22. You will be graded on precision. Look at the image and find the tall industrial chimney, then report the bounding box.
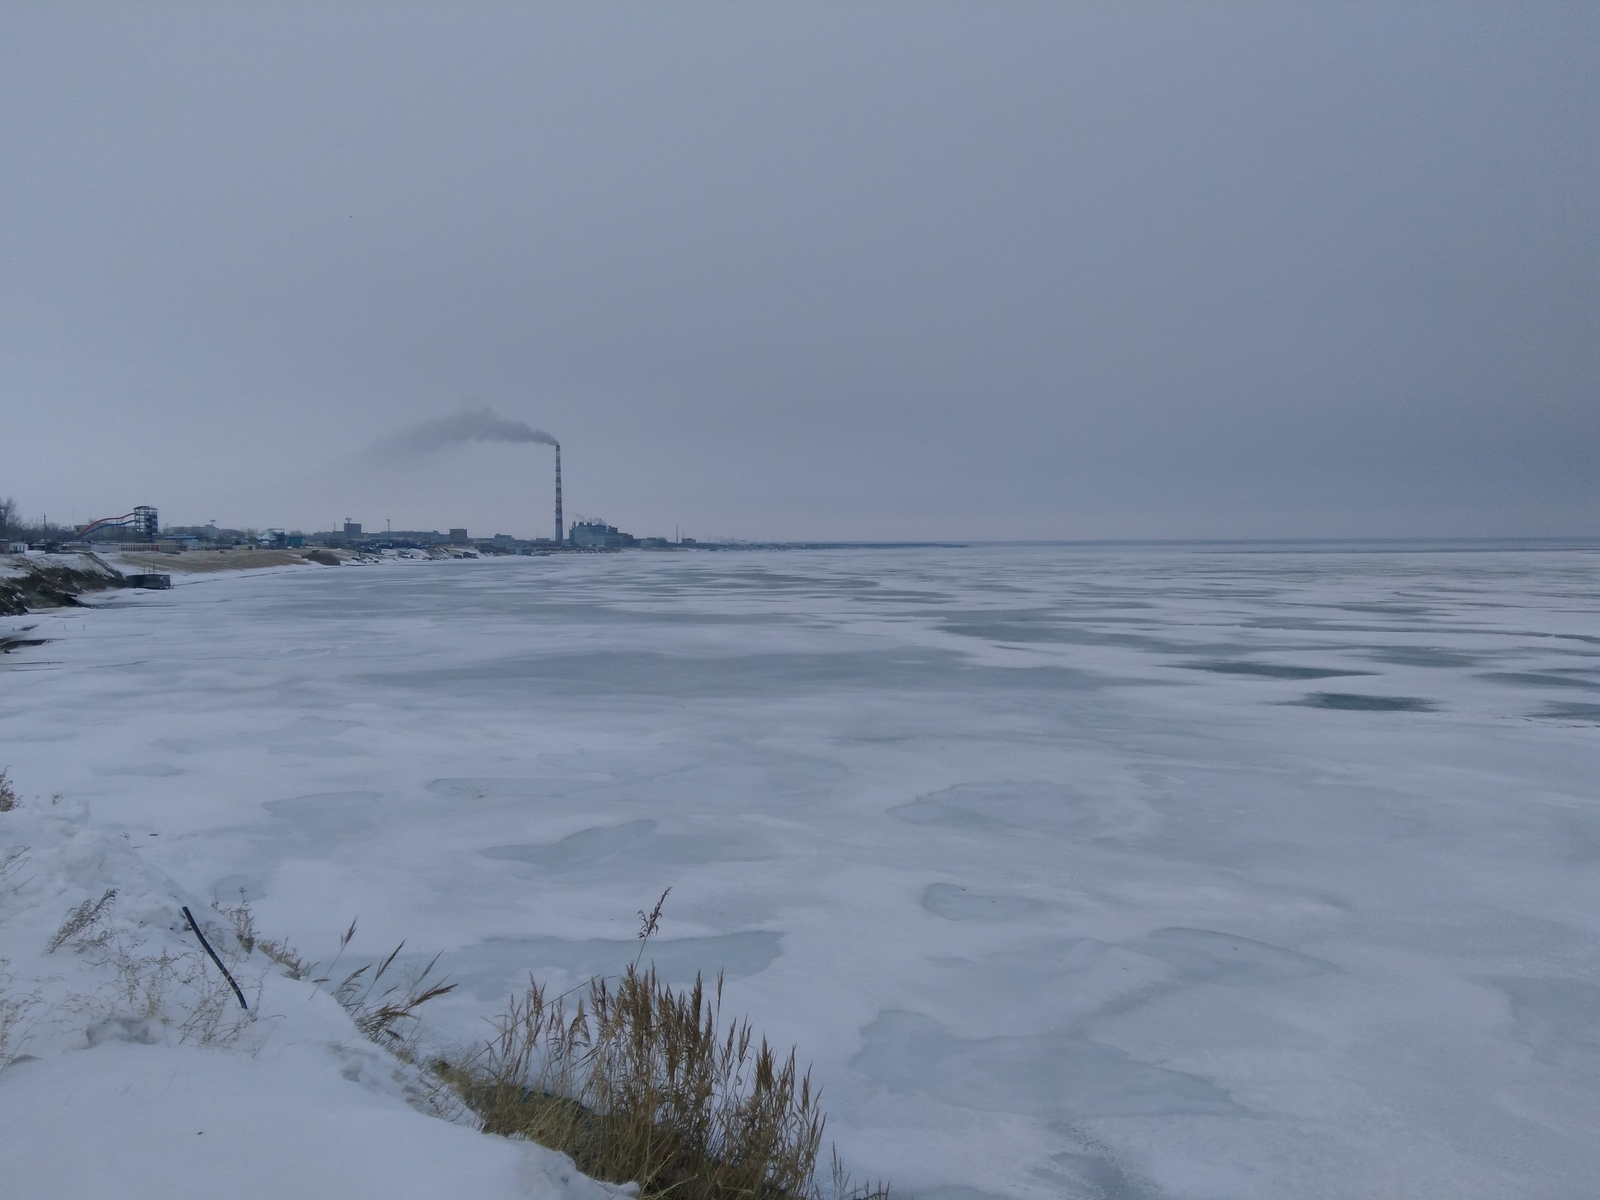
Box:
[554,442,563,546]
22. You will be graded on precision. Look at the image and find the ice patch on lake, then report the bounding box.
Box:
[921,883,1046,922]
[890,780,1153,842]
[1293,691,1437,712]
[1534,701,1600,722]
[1179,660,1373,680]
[1135,927,1336,986]
[853,1009,1243,1118]
[483,818,758,872]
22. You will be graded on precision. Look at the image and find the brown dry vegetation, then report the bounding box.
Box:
[117,548,317,573]
[218,893,890,1200]
[446,964,883,1200]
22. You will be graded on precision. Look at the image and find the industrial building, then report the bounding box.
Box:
[567,519,636,549]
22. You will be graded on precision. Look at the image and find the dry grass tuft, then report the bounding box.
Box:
[420,891,893,1199]
[333,941,457,1053]
[214,901,454,1055]
[452,961,882,1200]
[0,845,29,903]
[37,890,258,1046]
[0,970,40,1067]
[104,940,256,1044]
[0,770,17,812]
[0,846,40,1067]
[216,895,316,980]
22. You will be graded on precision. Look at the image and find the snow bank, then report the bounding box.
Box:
[0,799,631,1200]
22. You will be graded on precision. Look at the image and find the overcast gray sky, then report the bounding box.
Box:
[1,2,1594,541]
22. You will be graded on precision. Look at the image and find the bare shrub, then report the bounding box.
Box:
[46,888,117,953]
[0,770,17,812]
[174,944,258,1045]
[110,944,181,1020]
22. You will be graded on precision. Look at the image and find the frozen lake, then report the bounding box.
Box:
[3,543,1598,1198]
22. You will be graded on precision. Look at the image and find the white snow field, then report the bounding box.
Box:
[0,781,635,1200]
[2,543,1597,1199]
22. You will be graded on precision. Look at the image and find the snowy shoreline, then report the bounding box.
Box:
[0,556,643,1200]
[0,791,636,1200]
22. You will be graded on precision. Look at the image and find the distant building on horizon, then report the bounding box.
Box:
[568,519,636,550]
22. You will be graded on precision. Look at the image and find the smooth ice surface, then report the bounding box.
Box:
[2,543,1598,1198]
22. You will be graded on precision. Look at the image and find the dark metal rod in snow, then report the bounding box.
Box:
[182,905,249,1011]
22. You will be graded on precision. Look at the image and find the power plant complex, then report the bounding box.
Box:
[4,422,704,557]
[14,436,696,557]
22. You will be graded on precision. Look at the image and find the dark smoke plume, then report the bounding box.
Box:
[381,405,558,454]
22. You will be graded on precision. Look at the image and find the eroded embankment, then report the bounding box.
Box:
[0,557,129,616]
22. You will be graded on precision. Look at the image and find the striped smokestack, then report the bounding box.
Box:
[554,442,563,545]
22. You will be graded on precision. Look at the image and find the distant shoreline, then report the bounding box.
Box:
[111,547,333,575]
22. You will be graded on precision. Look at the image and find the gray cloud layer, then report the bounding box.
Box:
[0,3,1594,539]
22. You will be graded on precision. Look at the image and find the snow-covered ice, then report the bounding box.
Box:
[2,543,1597,1198]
